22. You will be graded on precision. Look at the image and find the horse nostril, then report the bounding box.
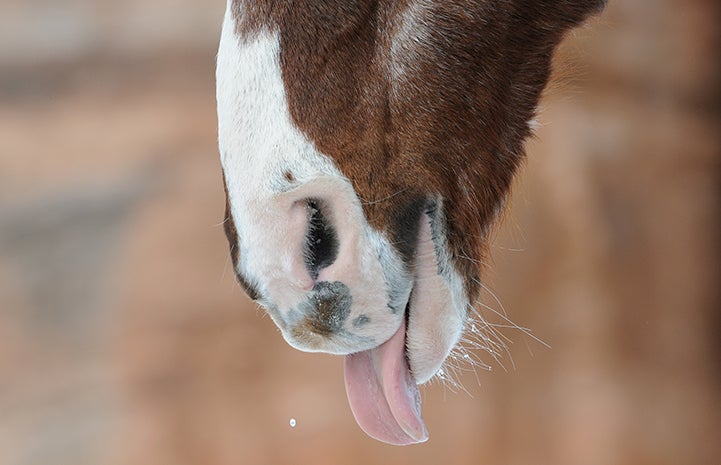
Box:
[304,199,339,281]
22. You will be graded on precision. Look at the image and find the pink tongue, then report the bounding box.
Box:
[344,322,428,445]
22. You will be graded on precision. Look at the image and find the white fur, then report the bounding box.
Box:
[389,0,434,85]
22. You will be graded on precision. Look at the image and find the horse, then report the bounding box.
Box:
[216,0,605,445]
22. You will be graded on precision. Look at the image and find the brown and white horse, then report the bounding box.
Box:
[217,0,604,445]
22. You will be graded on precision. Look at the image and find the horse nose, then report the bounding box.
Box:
[223,174,406,353]
[274,179,373,338]
[227,175,381,332]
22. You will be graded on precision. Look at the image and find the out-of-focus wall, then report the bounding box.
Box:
[0,2,718,465]
[0,1,219,66]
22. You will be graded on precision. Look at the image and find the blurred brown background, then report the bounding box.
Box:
[1,1,719,464]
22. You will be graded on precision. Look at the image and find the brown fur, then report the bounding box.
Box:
[226,0,604,302]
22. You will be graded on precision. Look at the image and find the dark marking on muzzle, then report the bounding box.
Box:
[424,199,451,277]
[352,314,371,328]
[390,195,428,267]
[301,281,352,336]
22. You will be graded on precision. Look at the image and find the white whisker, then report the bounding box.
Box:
[474,298,550,349]
[474,277,509,318]
[214,216,230,228]
[359,188,408,206]
[221,243,235,282]
[437,276,550,386]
